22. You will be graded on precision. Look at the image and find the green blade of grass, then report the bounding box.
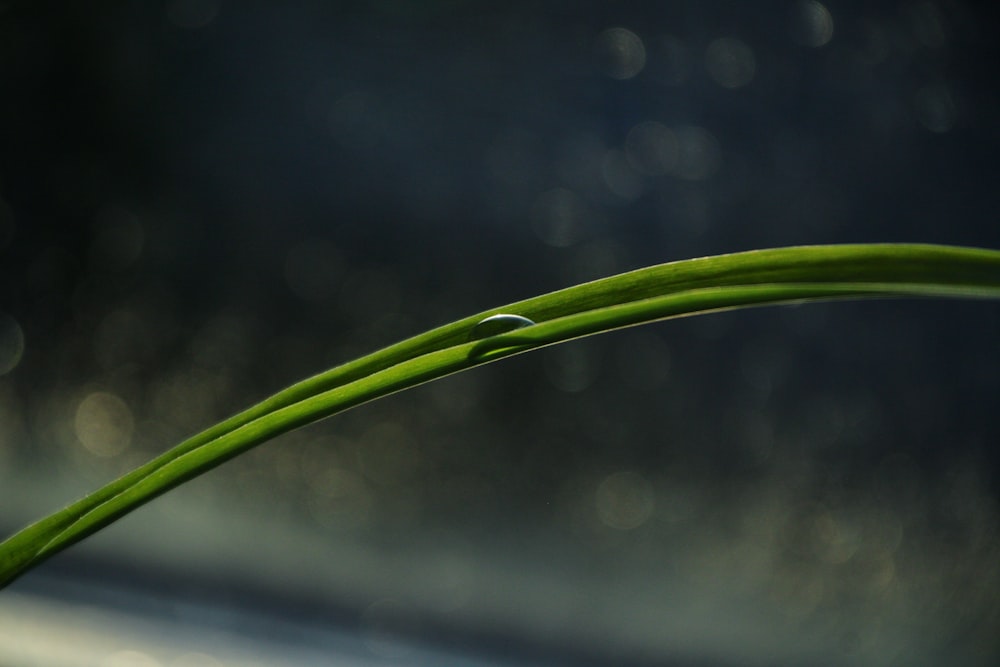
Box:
[2,243,1000,588]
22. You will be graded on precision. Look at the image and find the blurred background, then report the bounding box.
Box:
[1,1,999,665]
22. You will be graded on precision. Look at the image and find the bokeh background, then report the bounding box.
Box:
[1,1,999,665]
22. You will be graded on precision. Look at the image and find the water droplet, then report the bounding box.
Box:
[469,314,535,340]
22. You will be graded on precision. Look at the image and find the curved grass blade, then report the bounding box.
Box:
[2,243,1000,588]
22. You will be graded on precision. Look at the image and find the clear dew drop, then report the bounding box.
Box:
[469,314,536,340]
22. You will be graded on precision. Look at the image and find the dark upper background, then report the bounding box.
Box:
[1,1,998,666]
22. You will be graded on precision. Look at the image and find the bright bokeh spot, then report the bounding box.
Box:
[790,0,835,48]
[595,27,646,80]
[74,391,134,458]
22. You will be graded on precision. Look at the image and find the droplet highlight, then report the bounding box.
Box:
[470,314,535,340]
